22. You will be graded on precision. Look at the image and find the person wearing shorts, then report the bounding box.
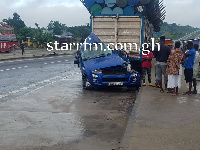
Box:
[183,41,196,95]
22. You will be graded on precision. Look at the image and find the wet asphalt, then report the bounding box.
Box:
[0,55,74,102]
[0,54,137,150]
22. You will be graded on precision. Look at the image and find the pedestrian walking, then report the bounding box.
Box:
[192,44,200,94]
[152,45,160,88]
[142,47,153,86]
[183,41,196,95]
[20,43,25,55]
[13,44,16,55]
[152,65,160,87]
[154,36,171,93]
[166,41,183,96]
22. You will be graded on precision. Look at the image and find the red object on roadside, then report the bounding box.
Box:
[165,39,173,46]
[0,34,17,52]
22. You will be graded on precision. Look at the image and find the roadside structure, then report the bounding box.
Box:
[0,22,14,34]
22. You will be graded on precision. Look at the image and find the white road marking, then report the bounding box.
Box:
[0,70,4,72]
[27,59,34,61]
[2,74,73,99]
[51,62,54,64]
[65,60,69,62]
[7,61,14,63]
[18,67,22,69]
[38,58,44,60]
[44,63,48,65]
[9,90,21,94]
[12,68,16,70]
[20,87,29,90]
[6,69,10,71]
[0,95,7,99]
[16,60,23,62]
[24,66,28,68]
[57,61,61,63]
[43,80,50,82]
[29,84,36,87]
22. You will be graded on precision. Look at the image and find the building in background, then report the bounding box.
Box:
[0,22,14,34]
[55,31,73,48]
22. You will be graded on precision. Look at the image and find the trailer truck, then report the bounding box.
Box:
[75,0,165,89]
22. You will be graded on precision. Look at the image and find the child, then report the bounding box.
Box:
[142,47,153,86]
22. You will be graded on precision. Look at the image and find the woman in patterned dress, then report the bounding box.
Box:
[166,41,183,96]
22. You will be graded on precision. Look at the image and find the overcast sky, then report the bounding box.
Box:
[0,0,199,28]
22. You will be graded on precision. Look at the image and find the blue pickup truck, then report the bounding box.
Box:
[74,33,141,89]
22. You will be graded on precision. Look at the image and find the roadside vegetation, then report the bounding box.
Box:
[154,22,200,40]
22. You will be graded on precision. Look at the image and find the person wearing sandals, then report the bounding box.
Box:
[166,41,183,96]
[154,36,171,93]
[192,44,200,94]
[183,41,196,95]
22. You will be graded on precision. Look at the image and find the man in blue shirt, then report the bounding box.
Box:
[183,41,196,95]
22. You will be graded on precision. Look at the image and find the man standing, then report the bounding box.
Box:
[183,41,196,95]
[20,43,25,55]
[192,44,199,94]
[154,36,171,92]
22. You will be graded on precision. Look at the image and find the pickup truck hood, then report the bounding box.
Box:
[83,54,125,71]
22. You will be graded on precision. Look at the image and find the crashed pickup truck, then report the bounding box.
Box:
[74,33,141,89]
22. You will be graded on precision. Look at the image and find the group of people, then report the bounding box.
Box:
[142,36,200,96]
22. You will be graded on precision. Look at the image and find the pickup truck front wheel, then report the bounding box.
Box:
[82,74,91,89]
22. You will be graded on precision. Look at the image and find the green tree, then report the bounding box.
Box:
[3,12,26,33]
[17,27,35,41]
[47,20,66,35]
[155,22,199,40]
[68,24,90,42]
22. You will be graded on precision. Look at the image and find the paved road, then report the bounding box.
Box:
[0,55,74,102]
[0,55,136,150]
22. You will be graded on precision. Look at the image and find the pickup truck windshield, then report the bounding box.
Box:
[81,43,112,60]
